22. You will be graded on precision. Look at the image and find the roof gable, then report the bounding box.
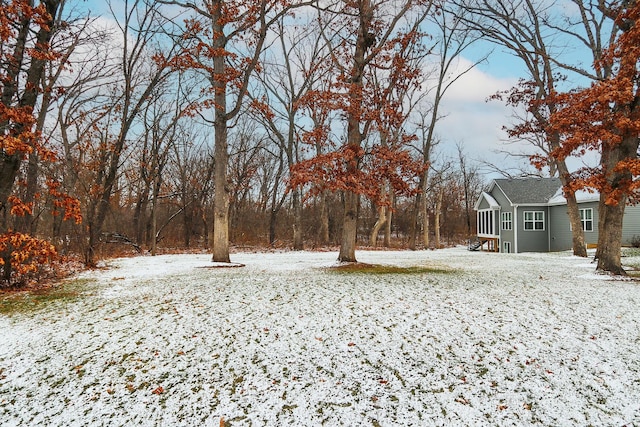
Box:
[492,178,561,205]
[474,191,500,210]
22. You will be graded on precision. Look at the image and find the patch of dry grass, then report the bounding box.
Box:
[324,263,454,275]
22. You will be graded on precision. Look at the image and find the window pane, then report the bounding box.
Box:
[579,208,593,231]
[523,211,544,231]
[489,213,493,234]
[501,212,512,230]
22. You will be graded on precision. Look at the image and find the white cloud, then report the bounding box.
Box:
[443,57,519,103]
[430,56,524,169]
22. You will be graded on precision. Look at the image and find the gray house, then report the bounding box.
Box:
[473,178,640,253]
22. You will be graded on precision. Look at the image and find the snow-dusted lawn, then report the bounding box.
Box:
[1,247,639,426]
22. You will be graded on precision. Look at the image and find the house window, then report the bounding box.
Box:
[524,211,545,231]
[477,209,495,235]
[580,208,593,231]
[503,241,511,253]
[501,212,512,230]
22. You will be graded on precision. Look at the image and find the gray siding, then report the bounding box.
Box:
[491,187,511,207]
[491,186,511,208]
[489,187,513,252]
[500,210,515,252]
[581,202,599,247]
[516,206,550,252]
[549,202,599,251]
[477,197,491,210]
[622,205,640,245]
[549,205,571,251]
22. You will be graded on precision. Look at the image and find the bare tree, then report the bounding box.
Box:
[73,0,177,265]
[163,0,313,263]
[456,143,482,238]
[135,76,192,255]
[165,129,214,248]
[251,14,331,249]
[52,22,116,253]
[404,5,484,250]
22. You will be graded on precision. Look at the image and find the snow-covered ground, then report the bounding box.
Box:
[1,247,639,426]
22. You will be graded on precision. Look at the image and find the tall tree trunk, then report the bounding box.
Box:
[369,205,386,247]
[0,0,60,221]
[18,143,39,236]
[423,205,430,248]
[420,178,429,249]
[409,167,429,250]
[87,147,122,266]
[268,157,285,247]
[553,140,587,257]
[211,0,231,263]
[85,216,97,266]
[0,0,61,281]
[319,192,329,245]
[269,207,277,246]
[151,173,160,256]
[150,197,157,256]
[565,191,587,257]
[0,157,21,231]
[212,116,230,262]
[384,193,393,247]
[339,191,359,262]
[595,134,639,274]
[338,0,371,262]
[596,195,626,275]
[133,189,149,246]
[292,188,303,250]
[434,188,443,248]
[407,194,419,250]
[18,47,60,235]
[0,8,31,235]
[202,210,210,250]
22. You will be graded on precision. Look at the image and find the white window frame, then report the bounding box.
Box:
[523,211,545,231]
[477,209,496,236]
[501,212,512,230]
[503,241,511,253]
[580,208,594,232]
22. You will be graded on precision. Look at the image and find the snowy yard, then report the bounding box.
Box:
[0,247,639,426]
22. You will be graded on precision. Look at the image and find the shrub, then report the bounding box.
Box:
[0,232,58,287]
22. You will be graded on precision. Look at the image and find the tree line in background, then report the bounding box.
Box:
[0,0,638,285]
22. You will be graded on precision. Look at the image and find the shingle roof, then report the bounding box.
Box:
[548,187,600,205]
[493,178,562,205]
